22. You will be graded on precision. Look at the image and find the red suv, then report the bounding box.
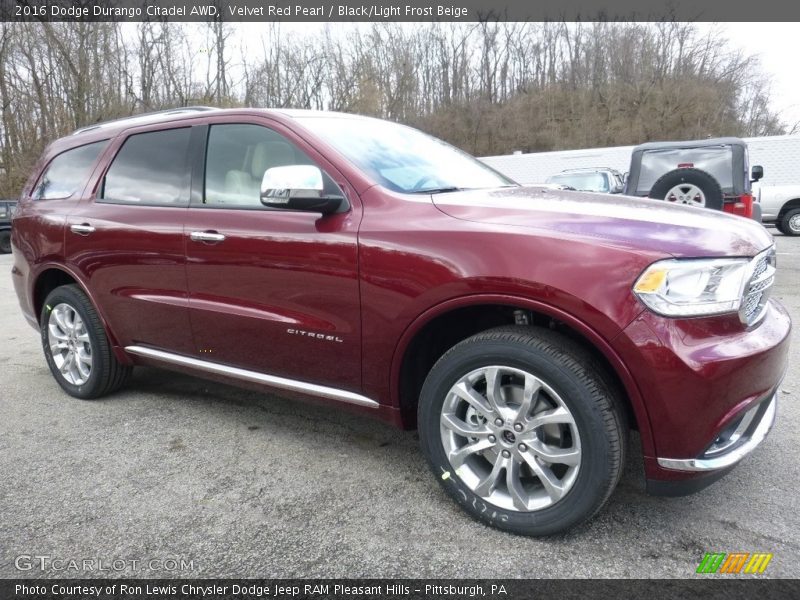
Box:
[11,108,791,535]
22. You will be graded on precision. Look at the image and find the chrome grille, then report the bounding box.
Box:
[740,247,776,325]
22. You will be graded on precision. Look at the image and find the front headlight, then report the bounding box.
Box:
[633,257,751,317]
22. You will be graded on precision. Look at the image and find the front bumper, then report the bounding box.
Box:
[613,298,791,492]
[656,390,777,472]
[646,390,778,496]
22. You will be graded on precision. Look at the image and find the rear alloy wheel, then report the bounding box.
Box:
[48,303,93,386]
[649,168,724,211]
[779,207,800,236]
[418,326,626,536]
[41,284,131,399]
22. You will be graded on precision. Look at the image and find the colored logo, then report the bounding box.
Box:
[696,552,773,574]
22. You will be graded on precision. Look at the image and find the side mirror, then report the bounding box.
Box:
[621,172,631,194]
[751,165,764,182]
[260,165,343,215]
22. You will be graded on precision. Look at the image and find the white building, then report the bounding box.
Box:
[480,135,800,188]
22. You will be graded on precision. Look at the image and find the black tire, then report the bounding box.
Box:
[0,230,11,254]
[774,221,786,235]
[418,325,627,536]
[779,207,800,236]
[40,284,132,399]
[648,168,724,211]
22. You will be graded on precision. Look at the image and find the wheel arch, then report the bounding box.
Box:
[390,294,655,457]
[777,198,800,220]
[31,264,130,364]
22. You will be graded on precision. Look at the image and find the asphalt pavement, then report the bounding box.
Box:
[0,230,798,579]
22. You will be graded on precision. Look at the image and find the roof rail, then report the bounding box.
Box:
[72,106,218,135]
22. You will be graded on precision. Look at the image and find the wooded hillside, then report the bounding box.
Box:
[0,21,785,196]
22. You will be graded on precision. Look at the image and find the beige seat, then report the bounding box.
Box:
[252,141,296,176]
[215,141,298,207]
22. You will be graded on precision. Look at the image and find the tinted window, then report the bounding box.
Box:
[33,141,108,200]
[637,146,734,194]
[546,172,609,192]
[204,124,318,207]
[102,128,191,205]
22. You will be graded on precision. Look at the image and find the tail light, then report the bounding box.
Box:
[723,194,754,219]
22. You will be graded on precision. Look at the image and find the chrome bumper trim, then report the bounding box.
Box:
[125,345,380,409]
[657,393,777,472]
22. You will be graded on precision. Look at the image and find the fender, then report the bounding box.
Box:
[389,292,655,457]
[28,261,133,365]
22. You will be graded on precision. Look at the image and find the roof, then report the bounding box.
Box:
[631,137,746,152]
[71,106,220,136]
[42,106,377,169]
[70,106,367,138]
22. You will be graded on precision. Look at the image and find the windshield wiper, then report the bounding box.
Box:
[410,186,465,194]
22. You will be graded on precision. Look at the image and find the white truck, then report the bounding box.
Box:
[481,134,800,235]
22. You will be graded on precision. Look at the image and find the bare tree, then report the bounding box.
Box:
[0,21,787,196]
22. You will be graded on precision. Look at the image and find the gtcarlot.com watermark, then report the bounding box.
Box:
[15,554,195,573]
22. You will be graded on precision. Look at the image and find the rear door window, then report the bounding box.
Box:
[32,141,108,200]
[101,128,191,206]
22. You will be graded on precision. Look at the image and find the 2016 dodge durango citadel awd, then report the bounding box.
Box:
[10,107,791,535]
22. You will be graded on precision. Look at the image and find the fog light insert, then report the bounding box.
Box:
[704,400,765,457]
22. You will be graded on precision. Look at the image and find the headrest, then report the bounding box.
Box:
[251,141,296,178]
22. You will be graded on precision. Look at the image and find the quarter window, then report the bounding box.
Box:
[32,141,108,200]
[101,128,191,205]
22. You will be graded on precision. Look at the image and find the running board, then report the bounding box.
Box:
[124,345,379,409]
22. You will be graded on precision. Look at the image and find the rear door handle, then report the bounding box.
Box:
[70,223,95,235]
[189,231,226,243]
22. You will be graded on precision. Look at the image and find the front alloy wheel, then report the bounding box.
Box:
[441,366,581,512]
[780,207,800,236]
[419,326,627,536]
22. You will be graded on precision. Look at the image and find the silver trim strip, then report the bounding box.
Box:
[125,345,379,409]
[657,393,777,472]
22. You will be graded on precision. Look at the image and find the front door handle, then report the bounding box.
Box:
[189,231,226,243]
[70,223,95,235]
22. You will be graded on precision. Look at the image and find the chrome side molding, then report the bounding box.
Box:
[124,345,379,409]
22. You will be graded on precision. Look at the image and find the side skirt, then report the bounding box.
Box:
[124,345,379,409]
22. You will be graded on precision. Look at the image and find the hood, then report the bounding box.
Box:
[433,186,773,258]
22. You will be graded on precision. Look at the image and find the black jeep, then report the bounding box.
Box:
[624,137,763,220]
[0,200,16,253]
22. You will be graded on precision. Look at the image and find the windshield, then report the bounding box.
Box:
[296,116,516,193]
[546,172,610,192]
